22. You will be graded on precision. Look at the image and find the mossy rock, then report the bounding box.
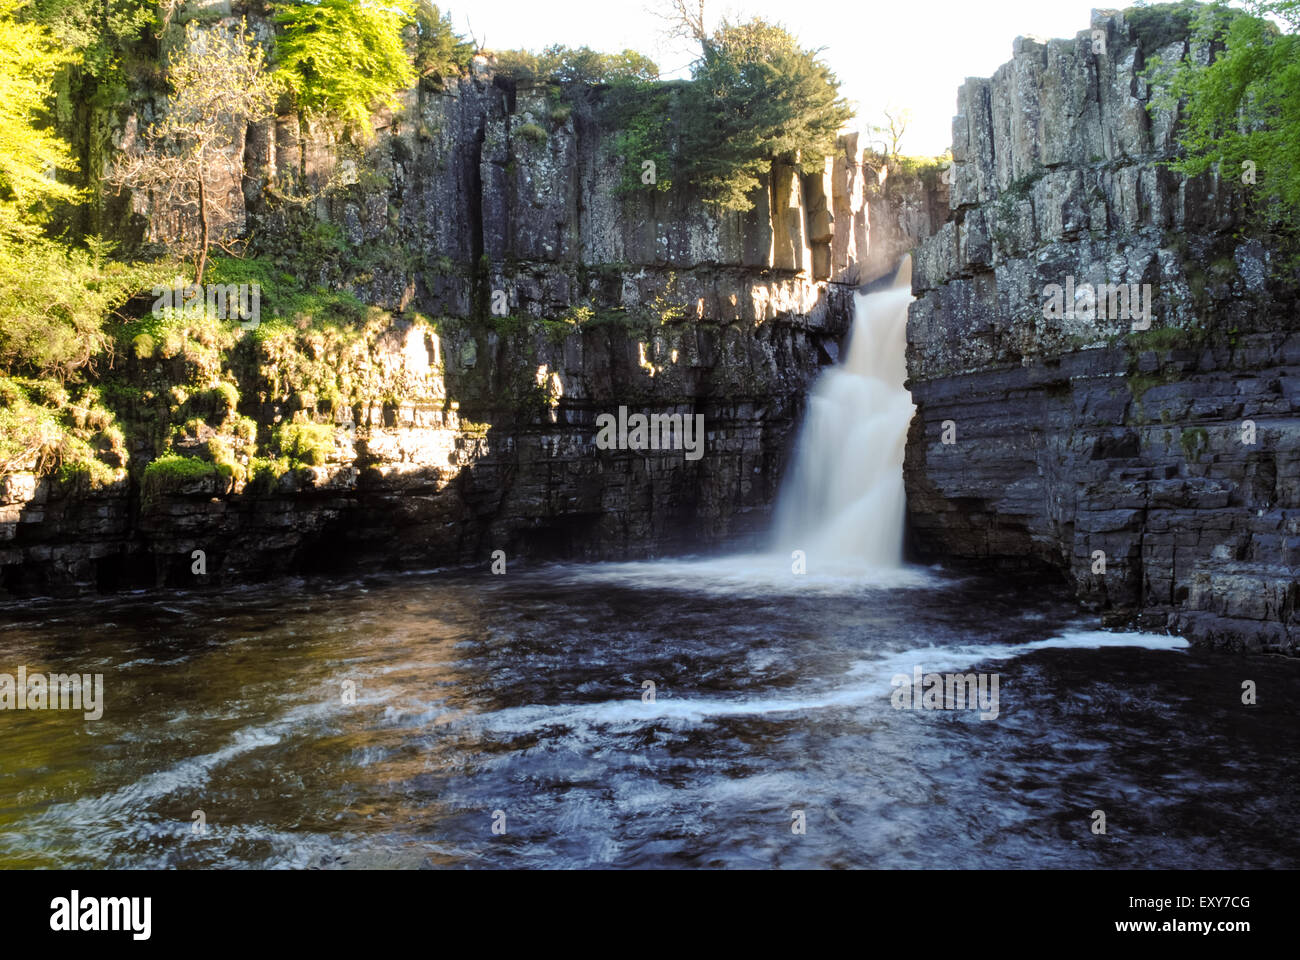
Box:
[141,453,218,501]
[273,421,335,467]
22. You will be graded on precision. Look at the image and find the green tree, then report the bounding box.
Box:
[1146,0,1300,223]
[413,1,474,82]
[26,0,158,104]
[677,17,854,209]
[537,45,659,84]
[0,0,81,240]
[0,0,164,390]
[273,0,416,138]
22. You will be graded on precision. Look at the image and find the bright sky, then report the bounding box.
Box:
[456,0,1108,155]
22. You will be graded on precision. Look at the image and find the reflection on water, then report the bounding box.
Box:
[1,559,1298,869]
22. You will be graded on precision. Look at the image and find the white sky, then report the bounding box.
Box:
[457,0,1107,155]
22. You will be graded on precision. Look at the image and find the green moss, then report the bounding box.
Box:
[1127,371,1168,403]
[132,333,156,359]
[0,376,125,488]
[141,454,217,500]
[273,421,335,467]
[538,304,595,343]
[515,122,548,145]
[490,314,530,337]
[1180,426,1209,462]
[174,417,208,441]
[1125,323,1203,353]
[230,416,258,444]
[1123,2,1201,55]
[205,437,244,483]
[191,381,239,419]
[582,306,636,329]
[246,456,291,495]
[55,457,117,490]
[207,256,368,331]
[318,384,343,413]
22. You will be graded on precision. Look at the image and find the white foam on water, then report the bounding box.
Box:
[462,628,1188,735]
[14,698,342,833]
[536,553,939,597]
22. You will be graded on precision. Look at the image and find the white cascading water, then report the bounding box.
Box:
[772,256,917,568]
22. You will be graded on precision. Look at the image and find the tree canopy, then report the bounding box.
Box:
[0,0,81,240]
[678,17,854,208]
[413,0,475,82]
[491,45,660,84]
[272,0,417,137]
[608,10,853,210]
[1145,0,1300,224]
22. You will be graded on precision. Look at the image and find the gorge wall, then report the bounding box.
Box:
[1,3,944,595]
[905,7,1299,653]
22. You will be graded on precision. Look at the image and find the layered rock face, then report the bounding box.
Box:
[906,9,1299,652]
[1,6,944,595]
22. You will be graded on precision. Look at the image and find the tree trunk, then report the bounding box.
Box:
[196,171,209,287]
[298,109,308,188]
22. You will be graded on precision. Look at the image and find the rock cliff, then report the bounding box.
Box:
[905,7,1299,652]
[1,4,943,594]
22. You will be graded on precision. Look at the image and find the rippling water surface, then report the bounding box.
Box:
[2,557,1297,869]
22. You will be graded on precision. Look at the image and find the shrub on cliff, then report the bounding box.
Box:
[0,377,64,475]
[141,453,218,500]
[0,237,166,381]
[0,373,126,485]
[1143,0,1300,226]
[273,421,334,467]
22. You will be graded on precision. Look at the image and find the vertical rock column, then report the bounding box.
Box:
[829,133,869,285]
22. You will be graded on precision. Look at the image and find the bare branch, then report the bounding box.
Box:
[648,0,709,45]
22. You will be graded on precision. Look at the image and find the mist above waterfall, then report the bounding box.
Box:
[773,258,917,568]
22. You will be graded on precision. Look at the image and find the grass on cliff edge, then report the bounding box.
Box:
[0,241,387,495]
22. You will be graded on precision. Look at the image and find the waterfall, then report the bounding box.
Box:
[772,257,916,568]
